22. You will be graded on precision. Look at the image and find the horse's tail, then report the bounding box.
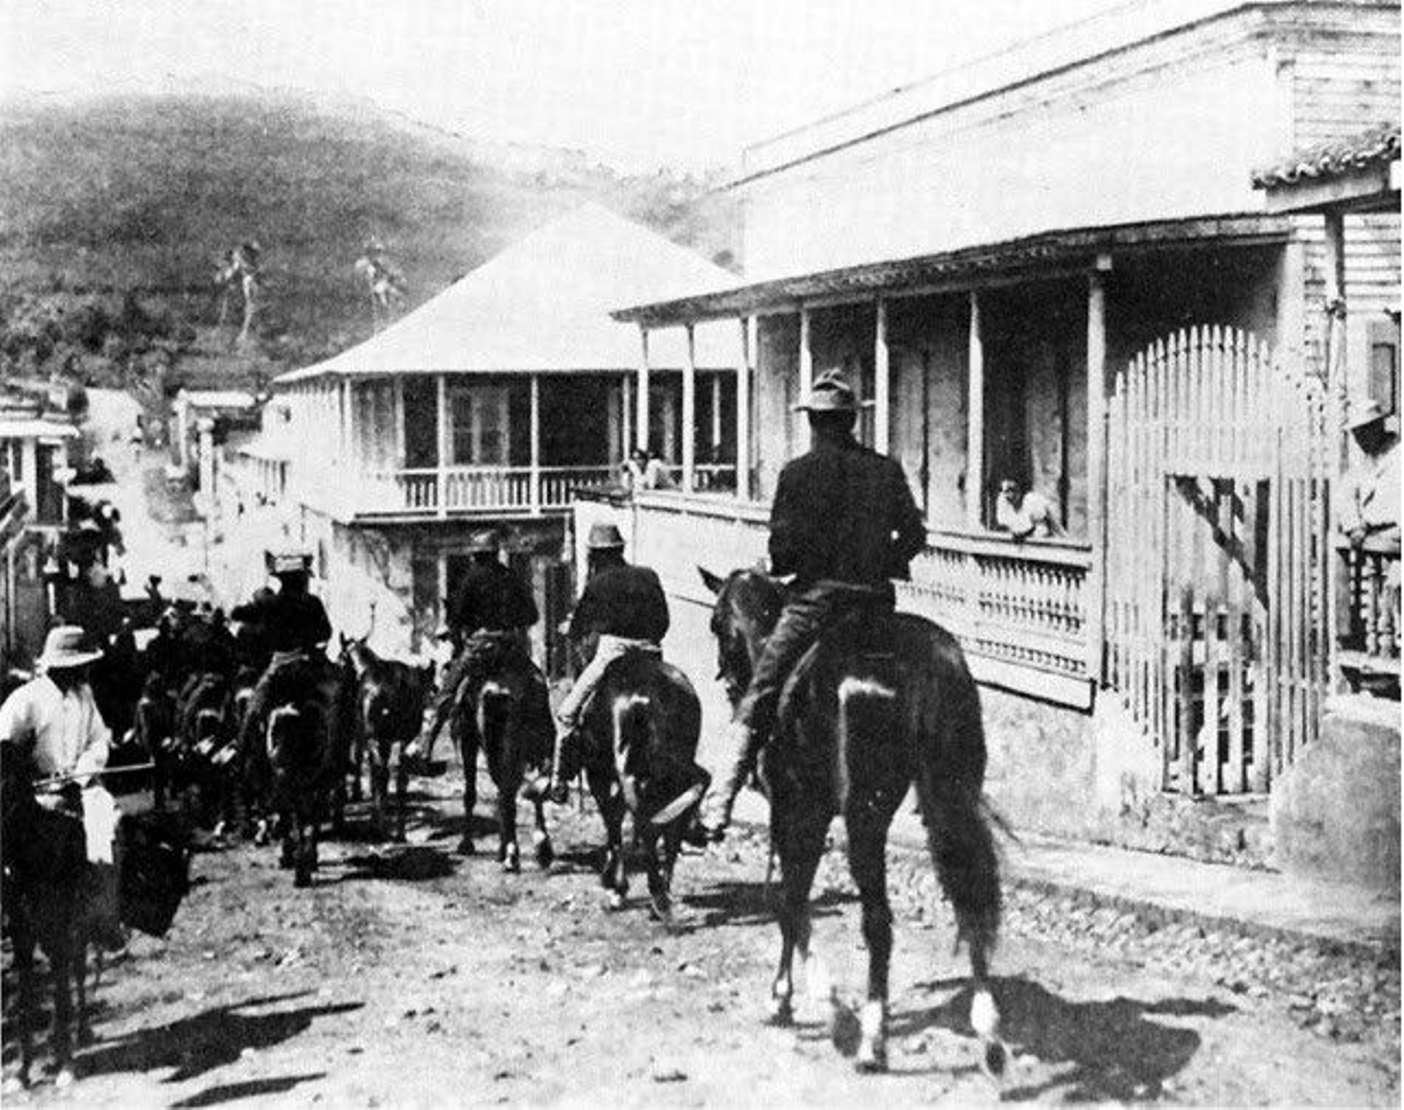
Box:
[912,632,1001,960]
[612,691,655,783]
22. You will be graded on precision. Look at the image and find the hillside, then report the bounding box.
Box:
[0,91,740,394]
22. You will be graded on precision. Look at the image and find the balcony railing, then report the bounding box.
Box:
[611,489,1094,707]
[1339,540,1401,697]
[295,465,618,520]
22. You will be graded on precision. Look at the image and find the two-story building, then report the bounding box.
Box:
[267,204,740,665]
[597,0,1400,878]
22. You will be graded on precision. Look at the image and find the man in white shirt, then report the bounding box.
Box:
[994,478,1065,540]
[0,625,124,949]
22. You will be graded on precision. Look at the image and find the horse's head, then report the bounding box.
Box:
[699,567,784,706]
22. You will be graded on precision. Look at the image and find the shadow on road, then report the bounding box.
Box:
[685,878,855,929]
[892,975,1236,1100]
[334,844,458,883]
[75,990,362,1084]
[170,1071,327,1106]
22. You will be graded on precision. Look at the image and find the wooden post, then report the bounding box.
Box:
[1086,256,1111,683]
[392,376,404,467]
[799,306,814,453]
[737,316,752,501]
[435,373,449,518]
[682,324,696,493]
[874,296,891,454]
[529,372,542,514]
[710,372,723,459]
[620,374,632,462]
[636,327,651,453]
[965,291,984,530]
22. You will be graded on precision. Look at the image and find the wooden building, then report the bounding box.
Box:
[599,0,1400,865]
[265,204,740,662]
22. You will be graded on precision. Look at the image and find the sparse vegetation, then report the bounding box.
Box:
[0,92,739,396]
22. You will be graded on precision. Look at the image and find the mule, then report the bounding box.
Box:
[575,648,702,924]
[338,636,433,841]
[700,567,1006,1076]
[448,634,554,871]
[0,761,95,1089]
[134,672,177,809]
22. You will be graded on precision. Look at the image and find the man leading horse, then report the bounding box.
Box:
[698,369,927,840]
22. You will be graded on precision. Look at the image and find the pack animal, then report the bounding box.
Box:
[701,567,1006,1077]
[338,636,433,841]
[265,694,335,888]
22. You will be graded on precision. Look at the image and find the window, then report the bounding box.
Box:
[1366,316,1400,425]
[449,385,510,465]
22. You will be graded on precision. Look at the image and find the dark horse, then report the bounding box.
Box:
[448,635,554,871]
[700,567,1005,1076]
[0,759,94,1089]
[338,635,433,841]
[575,643,702,924]
[265,693,336,888]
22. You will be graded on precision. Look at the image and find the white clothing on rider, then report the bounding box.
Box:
[554,634,661,741]
[0,674,119,863]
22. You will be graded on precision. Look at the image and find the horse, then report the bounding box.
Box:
[447,634,555,871]
[700,567,1006,1076]
[264,696,335,888]
[337,636,433,841]
[574,643,702,924]
[0,758,95,1089]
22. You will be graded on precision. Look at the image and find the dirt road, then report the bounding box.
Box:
[3,762,1397,1108]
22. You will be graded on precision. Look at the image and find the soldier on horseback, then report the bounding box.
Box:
[698,370,926,840]
[548,522,710,820]
[411,528,549,769]
[0,626,126,951]
[235,550,335,800]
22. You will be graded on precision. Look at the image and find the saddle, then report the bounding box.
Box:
[778,607,900,728]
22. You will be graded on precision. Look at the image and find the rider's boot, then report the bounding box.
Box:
[543,726,577,805]
[697,721,755,842]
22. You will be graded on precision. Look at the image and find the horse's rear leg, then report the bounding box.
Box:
[590,766,627,907]
[770,813,828,1026]
[530,796,553,870]
[846,811,895,1072]
[495,727,522,872]
[393,739,409,843]
[368,733,390,840]
[49,945,75,1087]
[12,933,36,1088]
[74,937,92,1047]
[456,718,479,855]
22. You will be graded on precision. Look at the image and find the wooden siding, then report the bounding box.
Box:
[1290,35,1402,150]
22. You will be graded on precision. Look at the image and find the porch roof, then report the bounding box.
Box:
[611,213,1292,326]
[276,203,741,386]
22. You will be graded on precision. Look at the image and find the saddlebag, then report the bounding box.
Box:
[119,811,191,937]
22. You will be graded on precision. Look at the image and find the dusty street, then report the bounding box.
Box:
[3,762,1397,1108]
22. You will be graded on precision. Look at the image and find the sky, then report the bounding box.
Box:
[2,0,1199,171]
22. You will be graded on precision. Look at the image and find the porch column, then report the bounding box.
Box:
[682,324,697,493]
[710,373,723,461]
[1086,256,1112,682]
[799,305,814,452]
[636,327,651,453]
[392,377,405,468]
[737,316,752,501]
[1323,212,1349,473]
[874,296,891,454]
[965,292,984,529]
[435,373,449,519]
[529,373,542,513]
[621,374,632,461]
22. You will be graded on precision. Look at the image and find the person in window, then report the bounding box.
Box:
[994,478,1064,540]
[1336,397,1400,654]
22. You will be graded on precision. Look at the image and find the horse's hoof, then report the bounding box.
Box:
[767,991,794,1026]
[855,1041,888,1074]
[278,854,295,870]
[4,1072,28,1093]
[647,894,672,924]
[501,844,521,873]
[606,890,626,912]
[534,838,554,870]
[457,837,476,856]
[54,1066,75,1089]
[294,871,312,889]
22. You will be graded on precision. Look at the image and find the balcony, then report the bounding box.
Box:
[294,464,619,522]
[1339,540,1401,698]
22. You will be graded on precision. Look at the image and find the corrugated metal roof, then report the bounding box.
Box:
[1251,123,1401,189]
[276,204,741,385]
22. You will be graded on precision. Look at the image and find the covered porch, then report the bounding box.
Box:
[612,215,1298,717]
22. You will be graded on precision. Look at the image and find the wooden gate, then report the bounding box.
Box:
[1105,327,1330,795]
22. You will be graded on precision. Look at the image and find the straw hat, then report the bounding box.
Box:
[38,625,102,669]
[794,370,858,413]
